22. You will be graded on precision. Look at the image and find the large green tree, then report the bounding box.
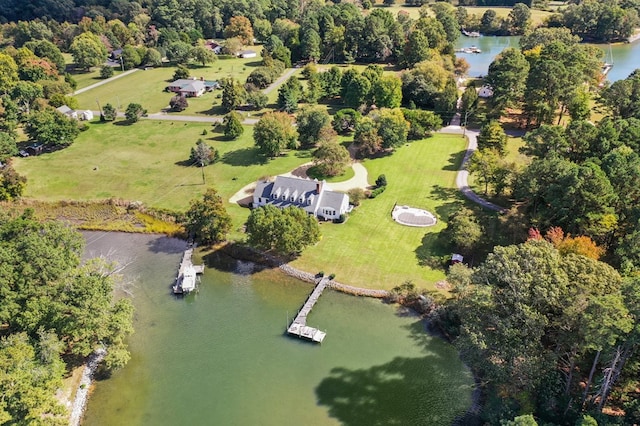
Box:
[296,108,331,148]
[253,112,298,157]
[25,109,79,147]
[246,205,320,256]
[183,187,232,245]
[70,33,108,70]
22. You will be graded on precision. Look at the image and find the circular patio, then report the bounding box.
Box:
[392,205,437,227]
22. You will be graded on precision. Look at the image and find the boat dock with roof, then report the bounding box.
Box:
[287,277,328,343]
[173,247,204,294]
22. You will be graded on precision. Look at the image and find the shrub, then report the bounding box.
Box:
[334,214,346,223]
[318,271,325,277]
[328,273,336,280]
[100,65,114,79]
[369,186,386,198]
[375,174,387,187]
[347,188,366,206]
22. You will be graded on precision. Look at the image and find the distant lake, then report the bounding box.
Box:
[81,232,474,425]
[456,35,640,82]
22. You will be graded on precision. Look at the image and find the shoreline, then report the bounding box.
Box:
[69,348,106,426]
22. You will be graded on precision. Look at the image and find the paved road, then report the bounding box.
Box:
[263,67,299,95]
[440,118,506,213]
[72,68,140,95]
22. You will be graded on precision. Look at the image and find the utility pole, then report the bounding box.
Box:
[462,110,470,137]
[120,56,124,72]
[201,161,205,185]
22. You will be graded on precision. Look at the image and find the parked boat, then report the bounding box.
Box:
[462,29,481,37]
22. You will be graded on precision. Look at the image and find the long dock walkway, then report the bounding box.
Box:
[287,277,328,343]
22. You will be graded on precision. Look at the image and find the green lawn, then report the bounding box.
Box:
[291,134,468,292]
[14,119,313,218]
[75,49,267,115]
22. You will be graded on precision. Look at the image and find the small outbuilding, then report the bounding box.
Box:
[56,105,78,119]
[238,50,257,59]
[80,110,94,121]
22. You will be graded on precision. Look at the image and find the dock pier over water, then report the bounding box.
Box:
[172,247,204,294]
[287,277,328,343]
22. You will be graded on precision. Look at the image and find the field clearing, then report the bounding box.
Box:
[75,49,266,115]
[13,120,312,217]
[291,133,467,291]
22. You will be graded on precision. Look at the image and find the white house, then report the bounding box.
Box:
[478,85,494,98]
[253,176,350,220]
[80,110,94,121]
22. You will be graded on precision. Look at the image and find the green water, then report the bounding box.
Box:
[456,36,640,82]
[81,232,474,425]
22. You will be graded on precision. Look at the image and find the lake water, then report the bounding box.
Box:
[81,232,474,425]
[456,35,640,82]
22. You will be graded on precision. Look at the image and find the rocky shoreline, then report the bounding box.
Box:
[69,348,106,426]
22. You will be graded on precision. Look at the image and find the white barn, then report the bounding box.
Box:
[253,176,350,220]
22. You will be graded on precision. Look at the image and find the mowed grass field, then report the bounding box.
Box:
[291,133,467,291]
[14,119,467,291]
[74,48,266,115]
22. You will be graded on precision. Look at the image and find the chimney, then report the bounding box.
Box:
[316,180,323,194]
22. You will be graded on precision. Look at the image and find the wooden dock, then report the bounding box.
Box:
[173,247,205,294]
[287,277,328,343]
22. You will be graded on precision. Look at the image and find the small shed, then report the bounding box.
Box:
[451,253,464,264]
[26,143,44,156]
[478,86,494,98]
[238,50,257,59]
[56,105,78,119]
[80,110,94,121]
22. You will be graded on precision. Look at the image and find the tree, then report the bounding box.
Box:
[100,65,114,79]
[300,27,321,62]
[121,45,140,70]
[170,95,188,112]
[191,45,216,67]
[277,76,302,113]
[372,75,403,109]
[477,121,507,155]
[10,81,43,114]
[173,65,190,81]
[166,41,192,64]
[254,112,298,157]
[23,40,65,72]
[125,103,146,123]
[220,78,246,112]
[144,48,162,67]
[25,109,79,147]
[0,133,17,162]
[223,112,244,140]
[376,108,410,149]
[246,89,268,110]
[402,109,443,140]
[486,47,529,115]
[332,109,361,135]
[0,163,26,201]
[70,32,108,70]
[342,73,371,108]
[313,140,351,177]
[444,207,483,255]
[297,108,331,148]
[0,53,19,94]
[403,29,431,67]
[224,16,254,45]
[460,85,478,115]
[468,148,501,196]
[183,187,232,245]
[246,205,320,255]
[507,3,531,35]
[101,103,117,121]
[190,139,218,166]
[354,117,383,157]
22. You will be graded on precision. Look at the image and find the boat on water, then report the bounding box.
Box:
[172,247,205,294]
[462,29,481,37]
[455,46,482,54]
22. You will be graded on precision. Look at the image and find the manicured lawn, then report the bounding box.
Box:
[15,120,468,292]
[62,52,126,91]
[75,49,267,115]
[291,134,468,292]
[14,119,313,218]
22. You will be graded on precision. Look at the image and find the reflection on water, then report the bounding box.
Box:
[81,232,473,426]
[456,35,640,82]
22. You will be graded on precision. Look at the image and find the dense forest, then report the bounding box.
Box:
[1,0,640,424]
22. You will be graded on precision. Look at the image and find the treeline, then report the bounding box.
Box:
[0,211,134,424]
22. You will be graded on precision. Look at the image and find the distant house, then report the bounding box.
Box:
[110,49,123,61]
[238,50,257,59]
[478,85,494,98]
[204,40,223,54]
[167,78,219,97]
[56,105,78,119]
[253,176,350,220]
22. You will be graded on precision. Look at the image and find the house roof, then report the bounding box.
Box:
[255,176,348,215]
[239,50,257,56]
[179,80,206,93]
[56,105,73,114]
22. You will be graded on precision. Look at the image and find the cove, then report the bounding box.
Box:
[456,35,640,82]
[81,232,474,425]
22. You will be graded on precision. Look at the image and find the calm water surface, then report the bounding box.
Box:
[456,35,640,82]
[81,232,473,425]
